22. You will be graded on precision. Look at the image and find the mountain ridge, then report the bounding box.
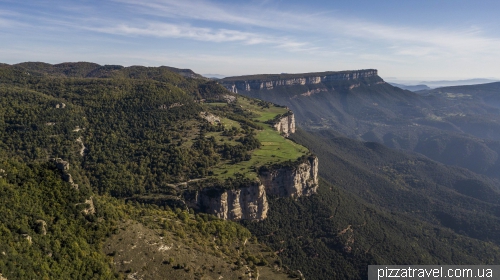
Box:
[220,69,380,93]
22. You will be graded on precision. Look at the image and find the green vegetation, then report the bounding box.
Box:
[0,63,310,198]
[0,159,293,279]
[0,62,309,278]
[244,179,500,280]
[0,160,116,279]
[206,97,308,179]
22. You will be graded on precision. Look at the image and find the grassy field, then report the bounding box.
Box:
[208,96,308,179]
[235,96,288,122]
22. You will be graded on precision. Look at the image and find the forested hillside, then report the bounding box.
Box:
[0,62,305,279]
[239,128,500,279]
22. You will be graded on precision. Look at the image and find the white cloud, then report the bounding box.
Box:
[2,0,500,78]
[112,0,500,58]
[88,21,313,53]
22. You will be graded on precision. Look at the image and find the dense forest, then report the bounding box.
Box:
[0,62,305,279]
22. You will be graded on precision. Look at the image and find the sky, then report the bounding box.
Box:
[1,0,500,80]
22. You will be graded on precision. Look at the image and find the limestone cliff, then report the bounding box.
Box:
[273,112,296,137]
[187,182,268,221]
[187,155,318,221]
[259,156,318,199]
[220,69,378,93]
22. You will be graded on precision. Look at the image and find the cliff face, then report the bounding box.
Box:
[221,70,377,93]
[190,183,268,221]
[273,113,296,137]
[189,156,319,221]
[259,156,318,199]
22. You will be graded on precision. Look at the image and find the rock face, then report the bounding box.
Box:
[221,70,377,93]
[259,156,319,199]
[53,158,78,189]
[189,156,318,221]
[200,111,221,124]
[273,113,296,137]
[35,220,47,235]
[189,183,268,221]
[54,158,69,171]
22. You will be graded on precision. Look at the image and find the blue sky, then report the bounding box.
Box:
[1,0,500,80]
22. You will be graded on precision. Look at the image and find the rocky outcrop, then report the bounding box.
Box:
[35,220,47,235]
[54,158,69,171]
[188,182,268,221]
[259,156,318,199]
[76,136,86,156]
[188,155,318,221]
[273,113,296,137]
[200,111,221,124]
[52,158,78,189]
[221,70,377,93]
[80,197,96,215]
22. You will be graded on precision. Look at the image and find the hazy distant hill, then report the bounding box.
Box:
[419,81,500,108]
[420,78,499,88]
[389,82,430,91]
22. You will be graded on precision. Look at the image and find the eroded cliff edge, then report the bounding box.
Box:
[220,69,378,93]
[271,112,296,137]
[259,156,318,199]
[186,155,319,221]
[180,106,318,221]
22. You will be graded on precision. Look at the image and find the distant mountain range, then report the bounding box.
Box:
[388,78,499,91]
[388,82,430,91]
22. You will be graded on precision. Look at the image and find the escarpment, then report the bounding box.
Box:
[259,156,319,198]
[187,182,268,221]
[221,69,378,93]
[272,112,296,137]
[187,155,319,221]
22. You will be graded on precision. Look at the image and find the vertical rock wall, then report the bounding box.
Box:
[273,113,296,137]
[221,69,378,93]
[192,183,269,221]
[189,156,319,221]
[259,156,319,199]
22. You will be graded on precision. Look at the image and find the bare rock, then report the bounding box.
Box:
[200,111,221,124]
[273,112,296,137]
[35,220,47,235]
[81,197,96,215]
[189,182,268,221]
[54,158,69,171]
[221,70,378,92]
[259,156,319,199]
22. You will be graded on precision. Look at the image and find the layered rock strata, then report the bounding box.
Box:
[188,182,268,221]
[188,156,318,221]
[221,70,377,93]
[273,113,296,137]
[259,156,319,198]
